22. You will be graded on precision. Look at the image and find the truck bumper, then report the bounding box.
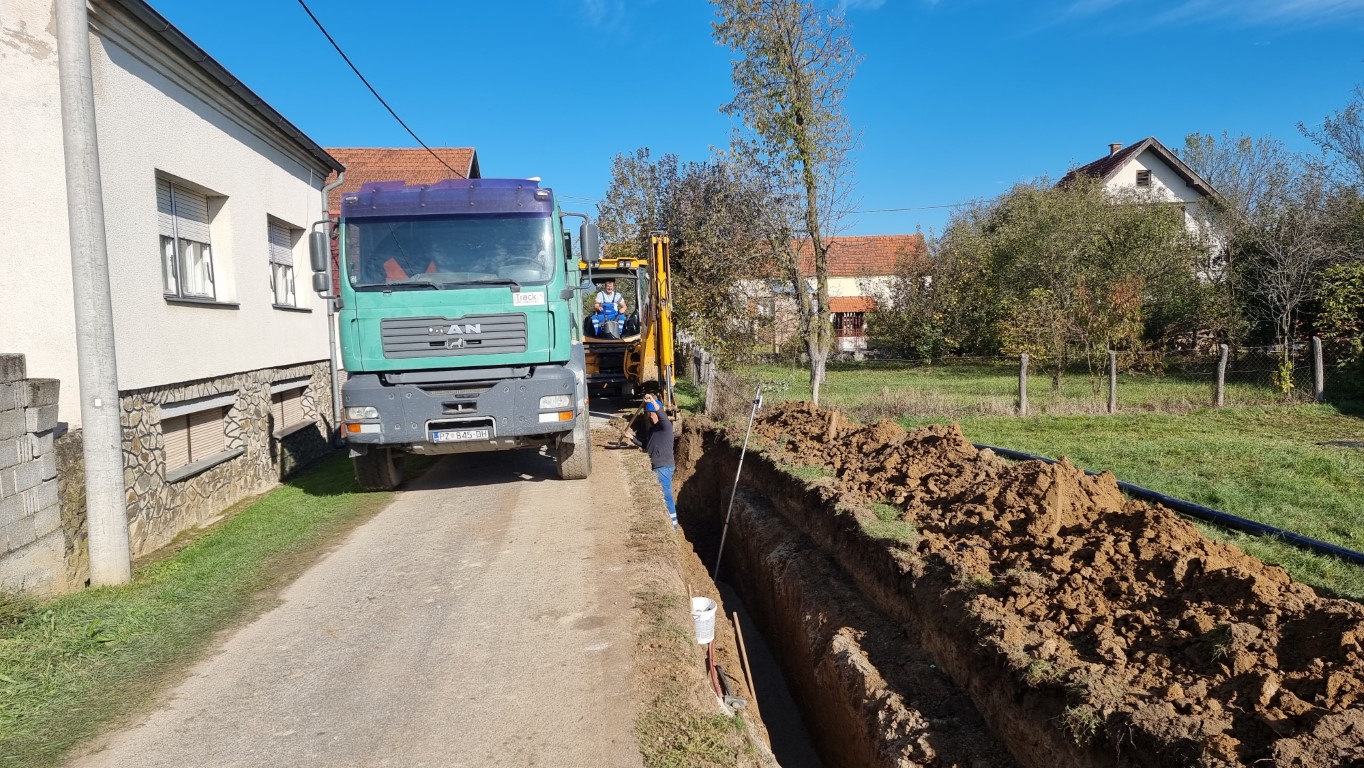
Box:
[342,367,580,455]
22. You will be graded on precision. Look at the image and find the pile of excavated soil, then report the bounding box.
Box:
[751,402,1364,767]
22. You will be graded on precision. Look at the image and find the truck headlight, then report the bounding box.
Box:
[538,394,571,409]
[345,406,379,420]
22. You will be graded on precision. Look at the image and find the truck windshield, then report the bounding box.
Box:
[345,214,556,290]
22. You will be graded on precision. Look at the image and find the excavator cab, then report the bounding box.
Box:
[580,233,675,412]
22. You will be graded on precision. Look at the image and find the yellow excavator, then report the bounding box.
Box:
[580,232,677,412]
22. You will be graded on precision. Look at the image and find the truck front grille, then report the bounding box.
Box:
[381,314,528,359]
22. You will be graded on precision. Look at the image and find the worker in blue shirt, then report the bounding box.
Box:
[625,394,677,529]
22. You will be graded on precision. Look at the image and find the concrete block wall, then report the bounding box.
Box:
[0,354,66,595]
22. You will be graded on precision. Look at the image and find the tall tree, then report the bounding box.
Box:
[1301,84,1364,189]
[597,147,677,259]
[933,178,1208,385]
[1181,132,1352,363]
[597,149,768,358]
[1232,173,1351,373]
[713,0,859,405]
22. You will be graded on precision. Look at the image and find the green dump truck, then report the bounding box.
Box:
[309,178,597,489]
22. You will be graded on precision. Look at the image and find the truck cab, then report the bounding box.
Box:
[313,178,596,488]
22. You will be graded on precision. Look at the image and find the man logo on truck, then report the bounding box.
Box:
[427,323,483,336]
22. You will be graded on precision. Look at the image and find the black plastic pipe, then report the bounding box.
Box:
[974,444,1364,568]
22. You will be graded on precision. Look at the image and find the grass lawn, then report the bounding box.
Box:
[0,454,409,767]
[744,359,1292,418]
[724,362,1364,600]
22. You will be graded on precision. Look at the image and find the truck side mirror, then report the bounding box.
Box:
[309,232,329,273]
[580,221,601,264]
[311,272,330,295]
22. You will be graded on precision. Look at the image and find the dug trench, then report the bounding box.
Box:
[672,402,1364,768]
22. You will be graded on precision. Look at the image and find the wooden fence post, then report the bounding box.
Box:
[1018,353,1029,417]
[1215,344,1228,407]
[1313,336,1325,403]
[1107,350,1117,414]
[704,359,716,417]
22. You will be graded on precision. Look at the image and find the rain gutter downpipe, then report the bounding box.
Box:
[977,444,1364,568]
[321,171,345,448]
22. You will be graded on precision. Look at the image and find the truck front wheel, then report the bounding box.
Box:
[354,447,404,490]
[556,423,592,480]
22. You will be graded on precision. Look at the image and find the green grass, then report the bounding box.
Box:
[860,502,919,544]
[674,377,704,415]
[744,359,1293,418]
[782,462,834,484]
[0,455,402,767]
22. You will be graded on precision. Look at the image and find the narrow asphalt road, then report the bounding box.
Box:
[70,439,643,768]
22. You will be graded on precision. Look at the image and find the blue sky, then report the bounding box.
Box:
[150,0,1363,237]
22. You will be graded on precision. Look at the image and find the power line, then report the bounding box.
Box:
[846,202,974,214]
[295,0,459,178]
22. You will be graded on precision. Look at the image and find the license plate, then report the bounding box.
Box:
[431,428,490,443]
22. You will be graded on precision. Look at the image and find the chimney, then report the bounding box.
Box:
[1109,142,1123,156]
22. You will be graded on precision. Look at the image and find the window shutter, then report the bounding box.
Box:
[273,388,306,430]
[172,184,211,243]
[163,415,190,470]
[282,389,304,427]
[157,179,176,237]
[268,220,293,266]
[188,407,226,458]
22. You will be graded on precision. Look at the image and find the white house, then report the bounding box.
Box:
[750,234,925,354]
[1060,137,1226,276]
[0,0,344,589]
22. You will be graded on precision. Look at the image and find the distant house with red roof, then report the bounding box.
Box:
[760,234,926,354]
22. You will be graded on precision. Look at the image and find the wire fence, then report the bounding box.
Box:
[681,337,1362,423]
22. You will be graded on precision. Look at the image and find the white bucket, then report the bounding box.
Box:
[691,597,717,645]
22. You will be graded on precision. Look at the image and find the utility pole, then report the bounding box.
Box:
[57,0,132,585]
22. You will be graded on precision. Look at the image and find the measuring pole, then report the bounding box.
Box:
[712,386,763,580]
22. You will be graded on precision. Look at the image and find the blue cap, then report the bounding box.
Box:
[645,400,661,412]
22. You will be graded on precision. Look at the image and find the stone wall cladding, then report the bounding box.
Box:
[120,361,335,558]
[56,430,88,590]
[0,353,66,595]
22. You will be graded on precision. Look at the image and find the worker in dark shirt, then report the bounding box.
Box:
[625,394,677,529]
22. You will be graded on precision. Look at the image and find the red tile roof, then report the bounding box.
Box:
[325,147,480,214]
[793,234,926,277]
[829,296,877,313]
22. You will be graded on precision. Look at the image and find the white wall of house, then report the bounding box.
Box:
[0,0,82,425]
[0,0,333,427]
[1103,147,1226,257]
[93,5,331,391]
[1103,148,1204,205]
[806,275,892,298]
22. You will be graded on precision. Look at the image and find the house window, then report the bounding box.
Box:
[270,380,310,435]
[835,312,865,335]
[1135,169,1152,188]
[157,178,217,299]
[268,219,298,307]
[162,407,228,473]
